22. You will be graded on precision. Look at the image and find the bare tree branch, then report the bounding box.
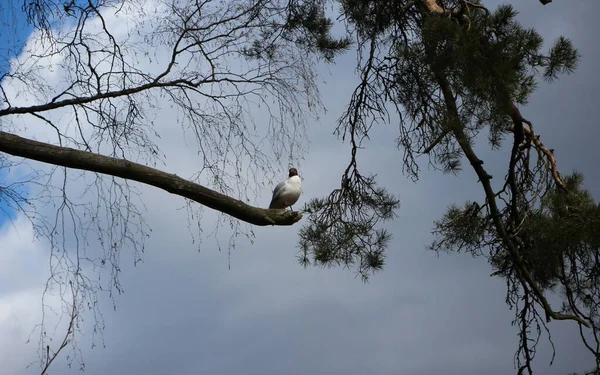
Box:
[0,131,302,226]
[509,120,568,193]
[39,285,77,375]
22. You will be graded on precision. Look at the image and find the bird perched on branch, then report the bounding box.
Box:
[269,168,302,210]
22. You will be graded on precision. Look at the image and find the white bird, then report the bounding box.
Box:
[269,168,302,210]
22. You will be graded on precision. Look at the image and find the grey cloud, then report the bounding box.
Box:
[4,1,600,375]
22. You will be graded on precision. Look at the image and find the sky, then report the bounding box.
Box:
[0,1,32,76]
[0,1,33,222]
[1,1,599,375]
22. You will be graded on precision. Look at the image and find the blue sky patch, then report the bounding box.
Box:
[0,3,33,226]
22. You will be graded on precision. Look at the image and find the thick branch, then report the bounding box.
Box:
[0,131,301,226]
[510,103,526,145]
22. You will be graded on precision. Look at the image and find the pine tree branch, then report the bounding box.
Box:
[421,0,487,23]
[510,120,568,193]
[423,30,590,328]
[0,131,302,226]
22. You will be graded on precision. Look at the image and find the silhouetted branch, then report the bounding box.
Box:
[0,131,302,226]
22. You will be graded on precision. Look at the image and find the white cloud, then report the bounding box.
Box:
[0,291,43,375]
[0,215,54,375]
[0,215,47,293]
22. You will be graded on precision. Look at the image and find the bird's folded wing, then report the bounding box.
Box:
[272,181,285,198]
[269,181,286,208]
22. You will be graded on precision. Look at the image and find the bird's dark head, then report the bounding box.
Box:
[288,168,298,177]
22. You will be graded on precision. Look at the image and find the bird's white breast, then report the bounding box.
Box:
[280,175,302,204]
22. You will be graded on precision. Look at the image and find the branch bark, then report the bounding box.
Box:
[510,120,568,193]
[0,131,302,226]
[421,0,487,21]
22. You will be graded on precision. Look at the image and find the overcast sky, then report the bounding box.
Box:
[1,1,599,375]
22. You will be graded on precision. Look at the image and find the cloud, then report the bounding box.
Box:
[0,215,56,375]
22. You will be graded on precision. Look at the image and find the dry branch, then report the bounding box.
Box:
[421,0,487,20]
[510,122,568,193]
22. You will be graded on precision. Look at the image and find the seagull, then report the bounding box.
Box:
[269,168,302,210]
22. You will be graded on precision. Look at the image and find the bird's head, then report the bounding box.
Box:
[288,168,298,177]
